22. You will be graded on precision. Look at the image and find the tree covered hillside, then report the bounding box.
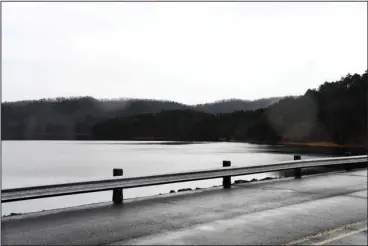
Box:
[93,71,367,147]
[1,96,282,140]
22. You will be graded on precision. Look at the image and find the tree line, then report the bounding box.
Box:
[92,71,367,148]
[1,96,282,140]
[2,71,366,149]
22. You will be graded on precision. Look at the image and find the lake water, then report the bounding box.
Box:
[1,141,329,216]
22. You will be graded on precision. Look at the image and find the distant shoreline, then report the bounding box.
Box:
[2,139,367,149]
[3,139,366,155]
[272,141,367,156]
[279,141,367,149]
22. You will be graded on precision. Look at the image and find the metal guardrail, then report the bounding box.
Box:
[1,155,367,203]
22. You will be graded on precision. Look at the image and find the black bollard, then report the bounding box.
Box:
[112,168,123,204]
[223,160,231,189]
[294,155,302,179]
[344,152,353,171]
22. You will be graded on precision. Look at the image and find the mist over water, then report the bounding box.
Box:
[2,141,330,216]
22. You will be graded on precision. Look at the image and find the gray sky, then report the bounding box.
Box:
[2,2,367,104]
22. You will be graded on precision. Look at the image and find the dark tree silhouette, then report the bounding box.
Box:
[92,71,367,149]
[1,96,282,140]
[2,71,367,151]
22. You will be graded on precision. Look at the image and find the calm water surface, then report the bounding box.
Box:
[2,141,328,215]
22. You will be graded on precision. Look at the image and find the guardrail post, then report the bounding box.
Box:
[113,168,123,204]
[223,160,231,188]
[294,155,302,179]
[344,152,353,171]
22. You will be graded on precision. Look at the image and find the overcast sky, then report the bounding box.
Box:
[2,2,367,104]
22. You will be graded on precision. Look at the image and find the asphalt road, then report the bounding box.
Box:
[2,169,367,245]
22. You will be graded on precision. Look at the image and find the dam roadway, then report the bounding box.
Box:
[1,169,367,245]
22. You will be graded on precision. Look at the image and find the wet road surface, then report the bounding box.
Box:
[2,169,367,245]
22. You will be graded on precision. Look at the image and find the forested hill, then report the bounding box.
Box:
[2,71,366,145]
[1,96,283,140]
[93,71,367,147]
[194,97,282,114]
